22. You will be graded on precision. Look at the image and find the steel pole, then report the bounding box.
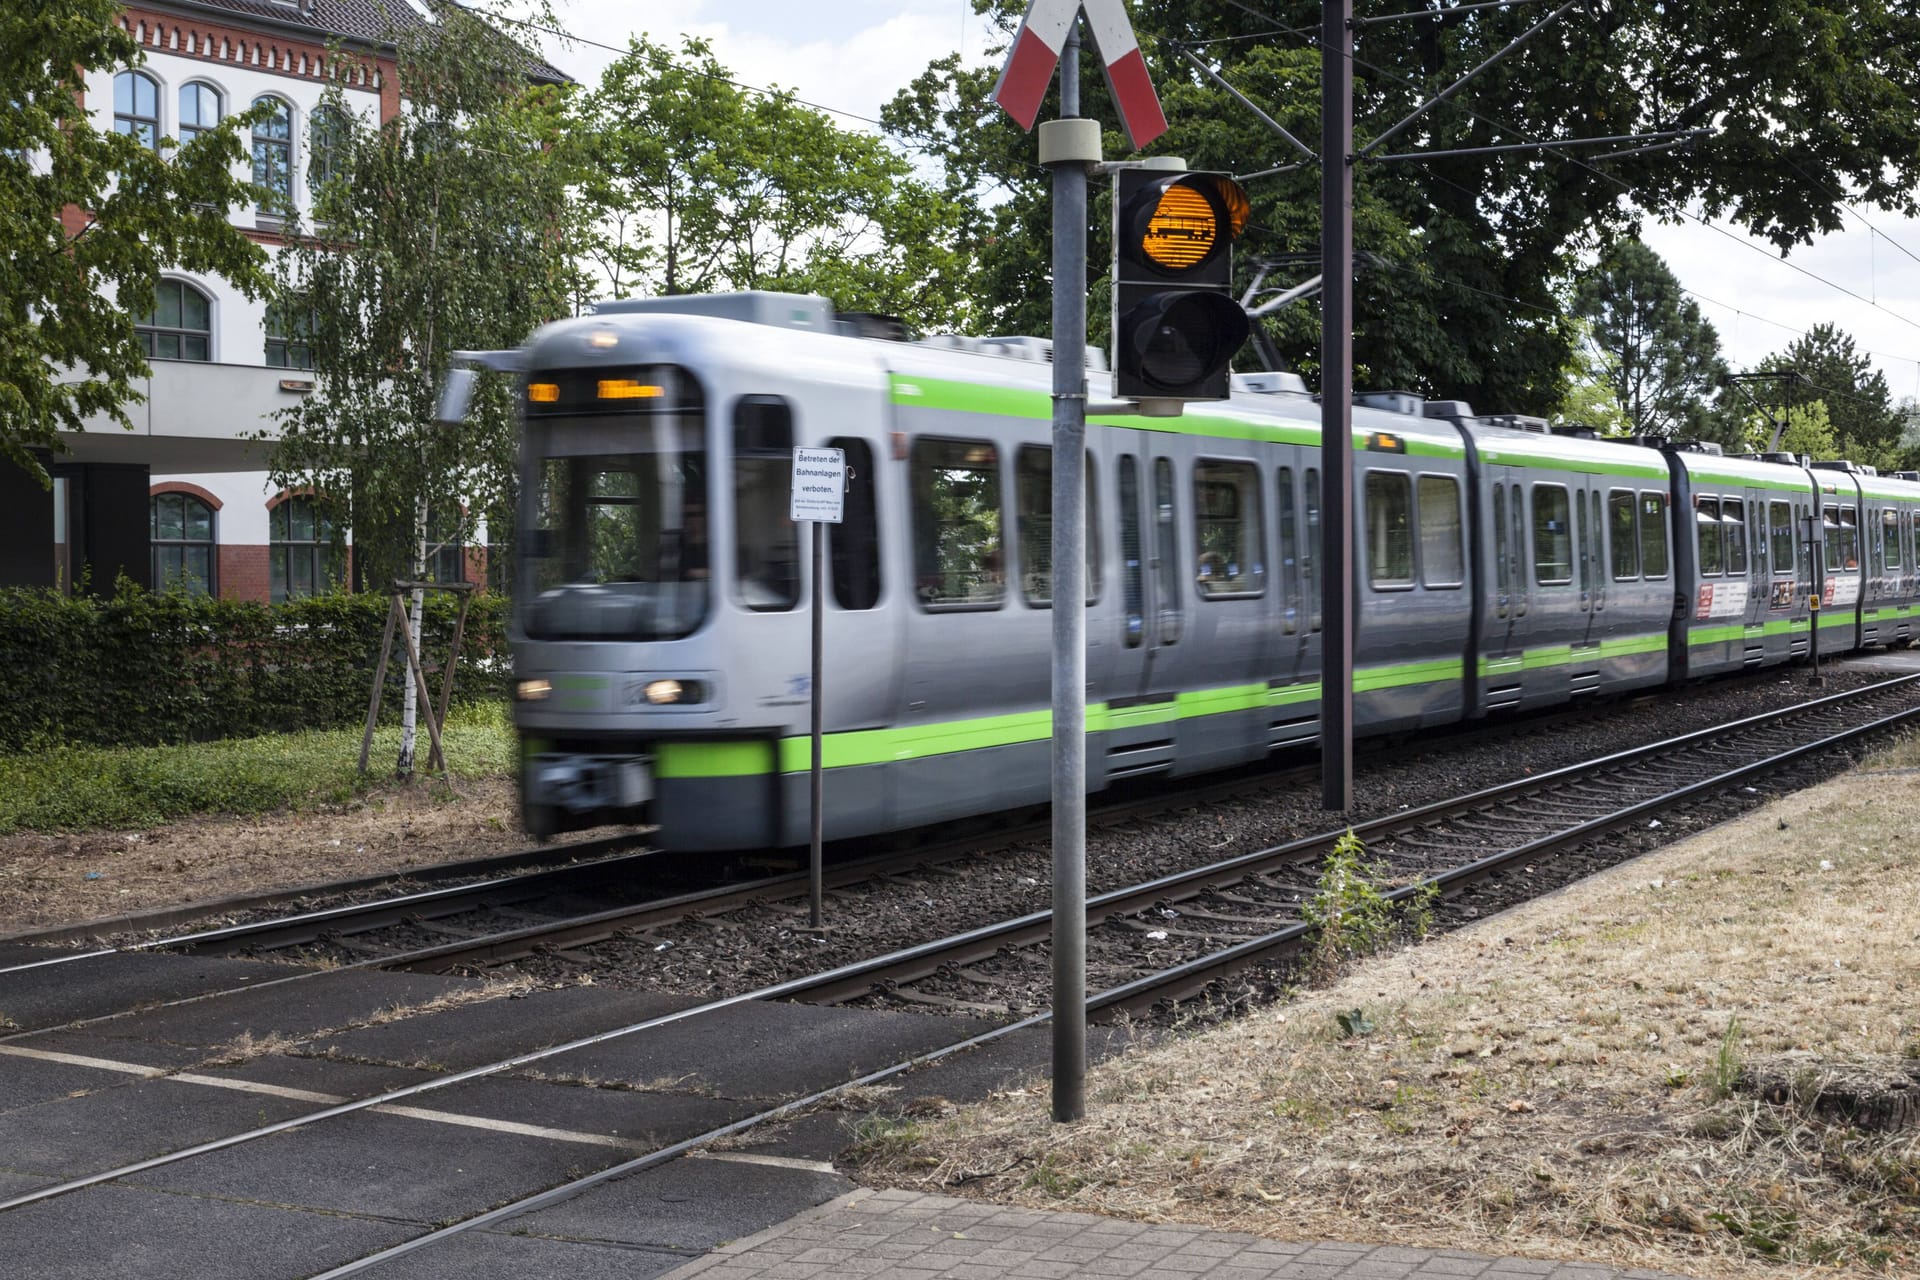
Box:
[1320,0,1355,812]
[1048,23,1088,1124]
[809,520,825,928]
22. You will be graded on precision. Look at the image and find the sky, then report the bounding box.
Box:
[527,0,1920,405]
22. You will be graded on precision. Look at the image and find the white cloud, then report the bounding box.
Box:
[1638,211,1920,400]
[530,0,995,130]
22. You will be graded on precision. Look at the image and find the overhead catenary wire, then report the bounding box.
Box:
[495,1,1920,389]
[1185,0,1920,371]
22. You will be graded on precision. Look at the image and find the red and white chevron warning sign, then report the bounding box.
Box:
[991,0,1167,151]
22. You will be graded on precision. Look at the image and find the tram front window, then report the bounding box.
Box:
[521,414,709,641]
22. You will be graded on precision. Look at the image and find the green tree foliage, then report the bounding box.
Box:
[1770,399,1837,461]
[1753,325,1903,469]
[887,1,1920,416]
[1574,240,1728,438]
[0,0,272,479]
[1553,318,1632,435]
[573,37,975,331]
[269,8,575,588]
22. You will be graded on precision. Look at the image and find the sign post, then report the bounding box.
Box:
[994,0,1164,1125]
[791,446,846,929]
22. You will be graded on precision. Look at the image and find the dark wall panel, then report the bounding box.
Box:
[0,455,56,589]
[79,464,152,594]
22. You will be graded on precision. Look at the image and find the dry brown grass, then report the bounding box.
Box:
[852,765,1920,1279]
[0,776,645,937]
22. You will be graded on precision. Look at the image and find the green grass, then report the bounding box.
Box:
[0,702,515,834]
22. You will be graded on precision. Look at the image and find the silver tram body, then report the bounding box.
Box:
[507,292,1920,848]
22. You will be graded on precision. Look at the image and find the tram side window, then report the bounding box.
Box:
[1695,496,1724,576]
[1840,506,1859,570]
[1591,490,1606,583]
[1193,460,1263,595]
[1608,489,1638,579]
[1510,483,1527,587]
[828,436,880,610]
[1364,471,1414,589]
[1120,455,1143,646]
[1154,458,1181,638]
[1493,484,1510,610]
[1823,507,1842,572]
[732,396,799,611]
[1723,498,1748,575]
[1277,466,1299,633]
[1639,492,1669,579]
[1419,474,1464,587]
[910,437,1003,608]
[1576,493,1591,597]
[1770,501,1794,575]
[1015,445,1101,606]
[1304,467,1322,631]
[1883,508,1902,571]
[1533,484,1572,584]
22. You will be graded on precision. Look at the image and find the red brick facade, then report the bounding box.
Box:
[118,7,399,123]
[218,542,271,602]
[150,480,223,509]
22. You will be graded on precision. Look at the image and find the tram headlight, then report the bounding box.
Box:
[516,678,553,702]
[644,679,684,705]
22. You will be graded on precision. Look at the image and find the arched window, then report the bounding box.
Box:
[114,71,160,151]
[251,95,293,214]
[264,301,312,369]
[309,104,348,192]
[151,493,216,594]
[270,496,340,602]
[178,83,221,145]
[136,280,211,361]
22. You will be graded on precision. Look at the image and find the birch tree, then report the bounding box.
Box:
[268,7,575,777]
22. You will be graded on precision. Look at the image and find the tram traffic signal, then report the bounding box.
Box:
[1111,167,1251,402]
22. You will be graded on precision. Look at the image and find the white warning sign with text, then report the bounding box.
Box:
[790,447,846,523]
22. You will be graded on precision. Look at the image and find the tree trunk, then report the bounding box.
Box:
[396,491,428,778]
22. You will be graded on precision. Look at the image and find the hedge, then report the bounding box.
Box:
[0,584,511,752]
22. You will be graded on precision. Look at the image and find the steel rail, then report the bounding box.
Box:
[793,674,1920,1003]
[1087,681,1920,1018]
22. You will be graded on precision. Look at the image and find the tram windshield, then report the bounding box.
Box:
[520,410,709,641]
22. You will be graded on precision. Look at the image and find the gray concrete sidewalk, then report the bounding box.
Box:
[660,1188,1693,1280]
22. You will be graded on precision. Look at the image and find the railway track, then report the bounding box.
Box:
[721,670,1920,1018]
[0,668,1890,1007]
[295,671,1920,1004]
[9,670,1913,1274]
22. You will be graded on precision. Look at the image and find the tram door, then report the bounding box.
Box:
[1573,479,1603,650]
[1477,466,1535,711]
[1271,460,1320,690]
[1110,445,1186,701]
[1814,479,1864,656]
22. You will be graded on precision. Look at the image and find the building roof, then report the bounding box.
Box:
[158,0,568,82]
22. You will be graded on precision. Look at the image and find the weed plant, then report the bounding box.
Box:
[1302,830,1432,981]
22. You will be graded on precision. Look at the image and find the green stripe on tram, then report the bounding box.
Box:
[1477,632,1664,675]
[887,374,1467,455]
[659,657,1468,778]
[1687,616,1814,648]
